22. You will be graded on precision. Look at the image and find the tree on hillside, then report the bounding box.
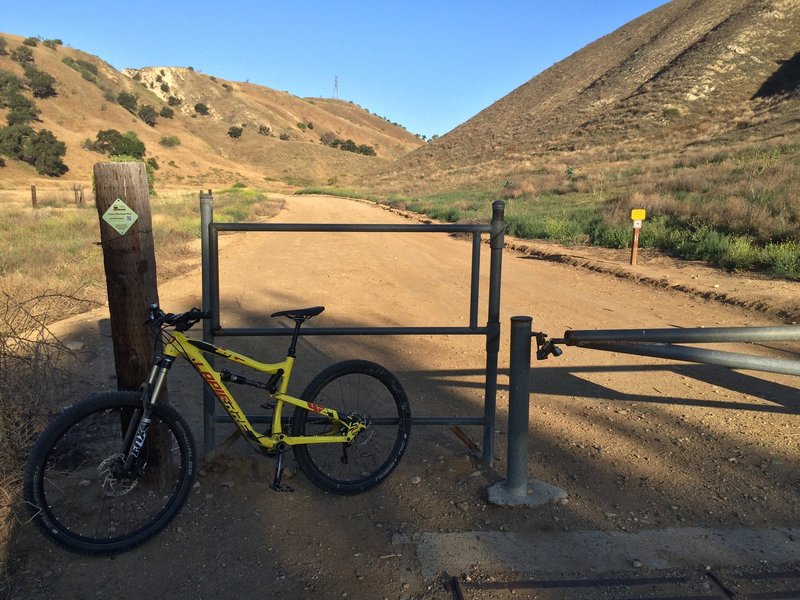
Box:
[24,66,57,98]
[23,129,66,175]
[10,45,34,64]
[0,124,35,157]
[0,70,22,102]
[0,124,66,176]
[138,104,158,126]
[194,102,209,115]
[90,129,146,158]
[5,94,40,125]
[117,91,138,113]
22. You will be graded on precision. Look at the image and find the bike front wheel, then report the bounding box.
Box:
[292,360,411,495]
[24,391,196,554]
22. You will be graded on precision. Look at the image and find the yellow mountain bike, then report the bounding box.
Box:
[24,305,411,554]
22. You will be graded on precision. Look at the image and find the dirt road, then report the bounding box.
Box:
[8,194,800,599]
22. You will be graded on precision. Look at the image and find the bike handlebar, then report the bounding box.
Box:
[148,305,210,332]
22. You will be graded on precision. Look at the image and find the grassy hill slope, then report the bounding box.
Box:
[0,33,423,191]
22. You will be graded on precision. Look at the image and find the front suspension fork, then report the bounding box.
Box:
[122,356,174,471]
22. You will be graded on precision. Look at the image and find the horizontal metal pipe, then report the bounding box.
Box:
[564,326,800,345]
[578,342,800,376]
[212,223,490,234]
[214,326,488,337]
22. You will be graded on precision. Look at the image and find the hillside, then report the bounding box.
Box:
[0,33,423,190]
[375,0,800,193]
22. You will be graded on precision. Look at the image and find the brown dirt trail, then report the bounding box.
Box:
[6,194,800,599]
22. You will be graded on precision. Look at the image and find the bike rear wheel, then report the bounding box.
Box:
[24,391,196,554]
[292,360,411,495]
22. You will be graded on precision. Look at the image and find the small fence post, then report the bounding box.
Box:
[31,185,37,208]
[200,189,216,458]
[93,161,160,390]
[481,200,505,465]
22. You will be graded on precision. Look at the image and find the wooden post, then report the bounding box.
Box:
[93,162,160,391]
[630,226,640,266]
[30,185,37,208]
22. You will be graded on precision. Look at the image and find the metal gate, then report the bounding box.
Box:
[199,191,506,463]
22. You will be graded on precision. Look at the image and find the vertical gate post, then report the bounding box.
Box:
[93,161,159,390]
[31,185,37,208]
[481,200,505,465]
[488,315,566,507]
[200,189,216,458]
[507,316,532,495]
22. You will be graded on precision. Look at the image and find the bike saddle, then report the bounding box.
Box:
[270,306,325,321]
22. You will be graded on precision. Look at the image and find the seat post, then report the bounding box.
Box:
[287,318,305,357]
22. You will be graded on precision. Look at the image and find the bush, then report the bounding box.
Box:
[0,70,22,101]
[0,37,7,55]
[258,124,272,136]
[23,129,66,175]
[279,132,290,141]
[24,66,57,98]
[0,124,35,157]
[159,106,174,118]
[228,126,243,138]
[116,91,137,113]
[194,102,209,115]
[167,95,182,106]
[159,135,180,147]
[137,104,157,126]
[90,129,146,158]
[10,46,34,64]
[5,93,40,125]
[22,37,38,47]
[160,82,170,92]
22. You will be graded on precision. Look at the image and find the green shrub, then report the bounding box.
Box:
[5,93,40,125]
[167,95,182,106]
[10,45,34,64]
[22,37,38,47]
[194,102,209,115]
[24,66,57,98]
[137,104,157,126]
[117,91,137,113]
[228,126,243,138]
[159,106,174,118]
[761,242,800,279]
[90,129,146,158]
[159,135,180,147]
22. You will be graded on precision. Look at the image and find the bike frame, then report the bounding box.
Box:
[151,331,365,450]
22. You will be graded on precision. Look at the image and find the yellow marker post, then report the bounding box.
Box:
[630,209,646,265]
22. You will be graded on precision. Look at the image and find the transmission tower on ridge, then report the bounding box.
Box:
[332,76,339,99]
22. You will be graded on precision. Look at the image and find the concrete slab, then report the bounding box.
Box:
[394,526,800,580]
[487,479,568,507]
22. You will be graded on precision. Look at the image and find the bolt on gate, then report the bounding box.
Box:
[199,191,506,463]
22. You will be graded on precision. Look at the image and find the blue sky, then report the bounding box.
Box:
[3,1,668,139]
